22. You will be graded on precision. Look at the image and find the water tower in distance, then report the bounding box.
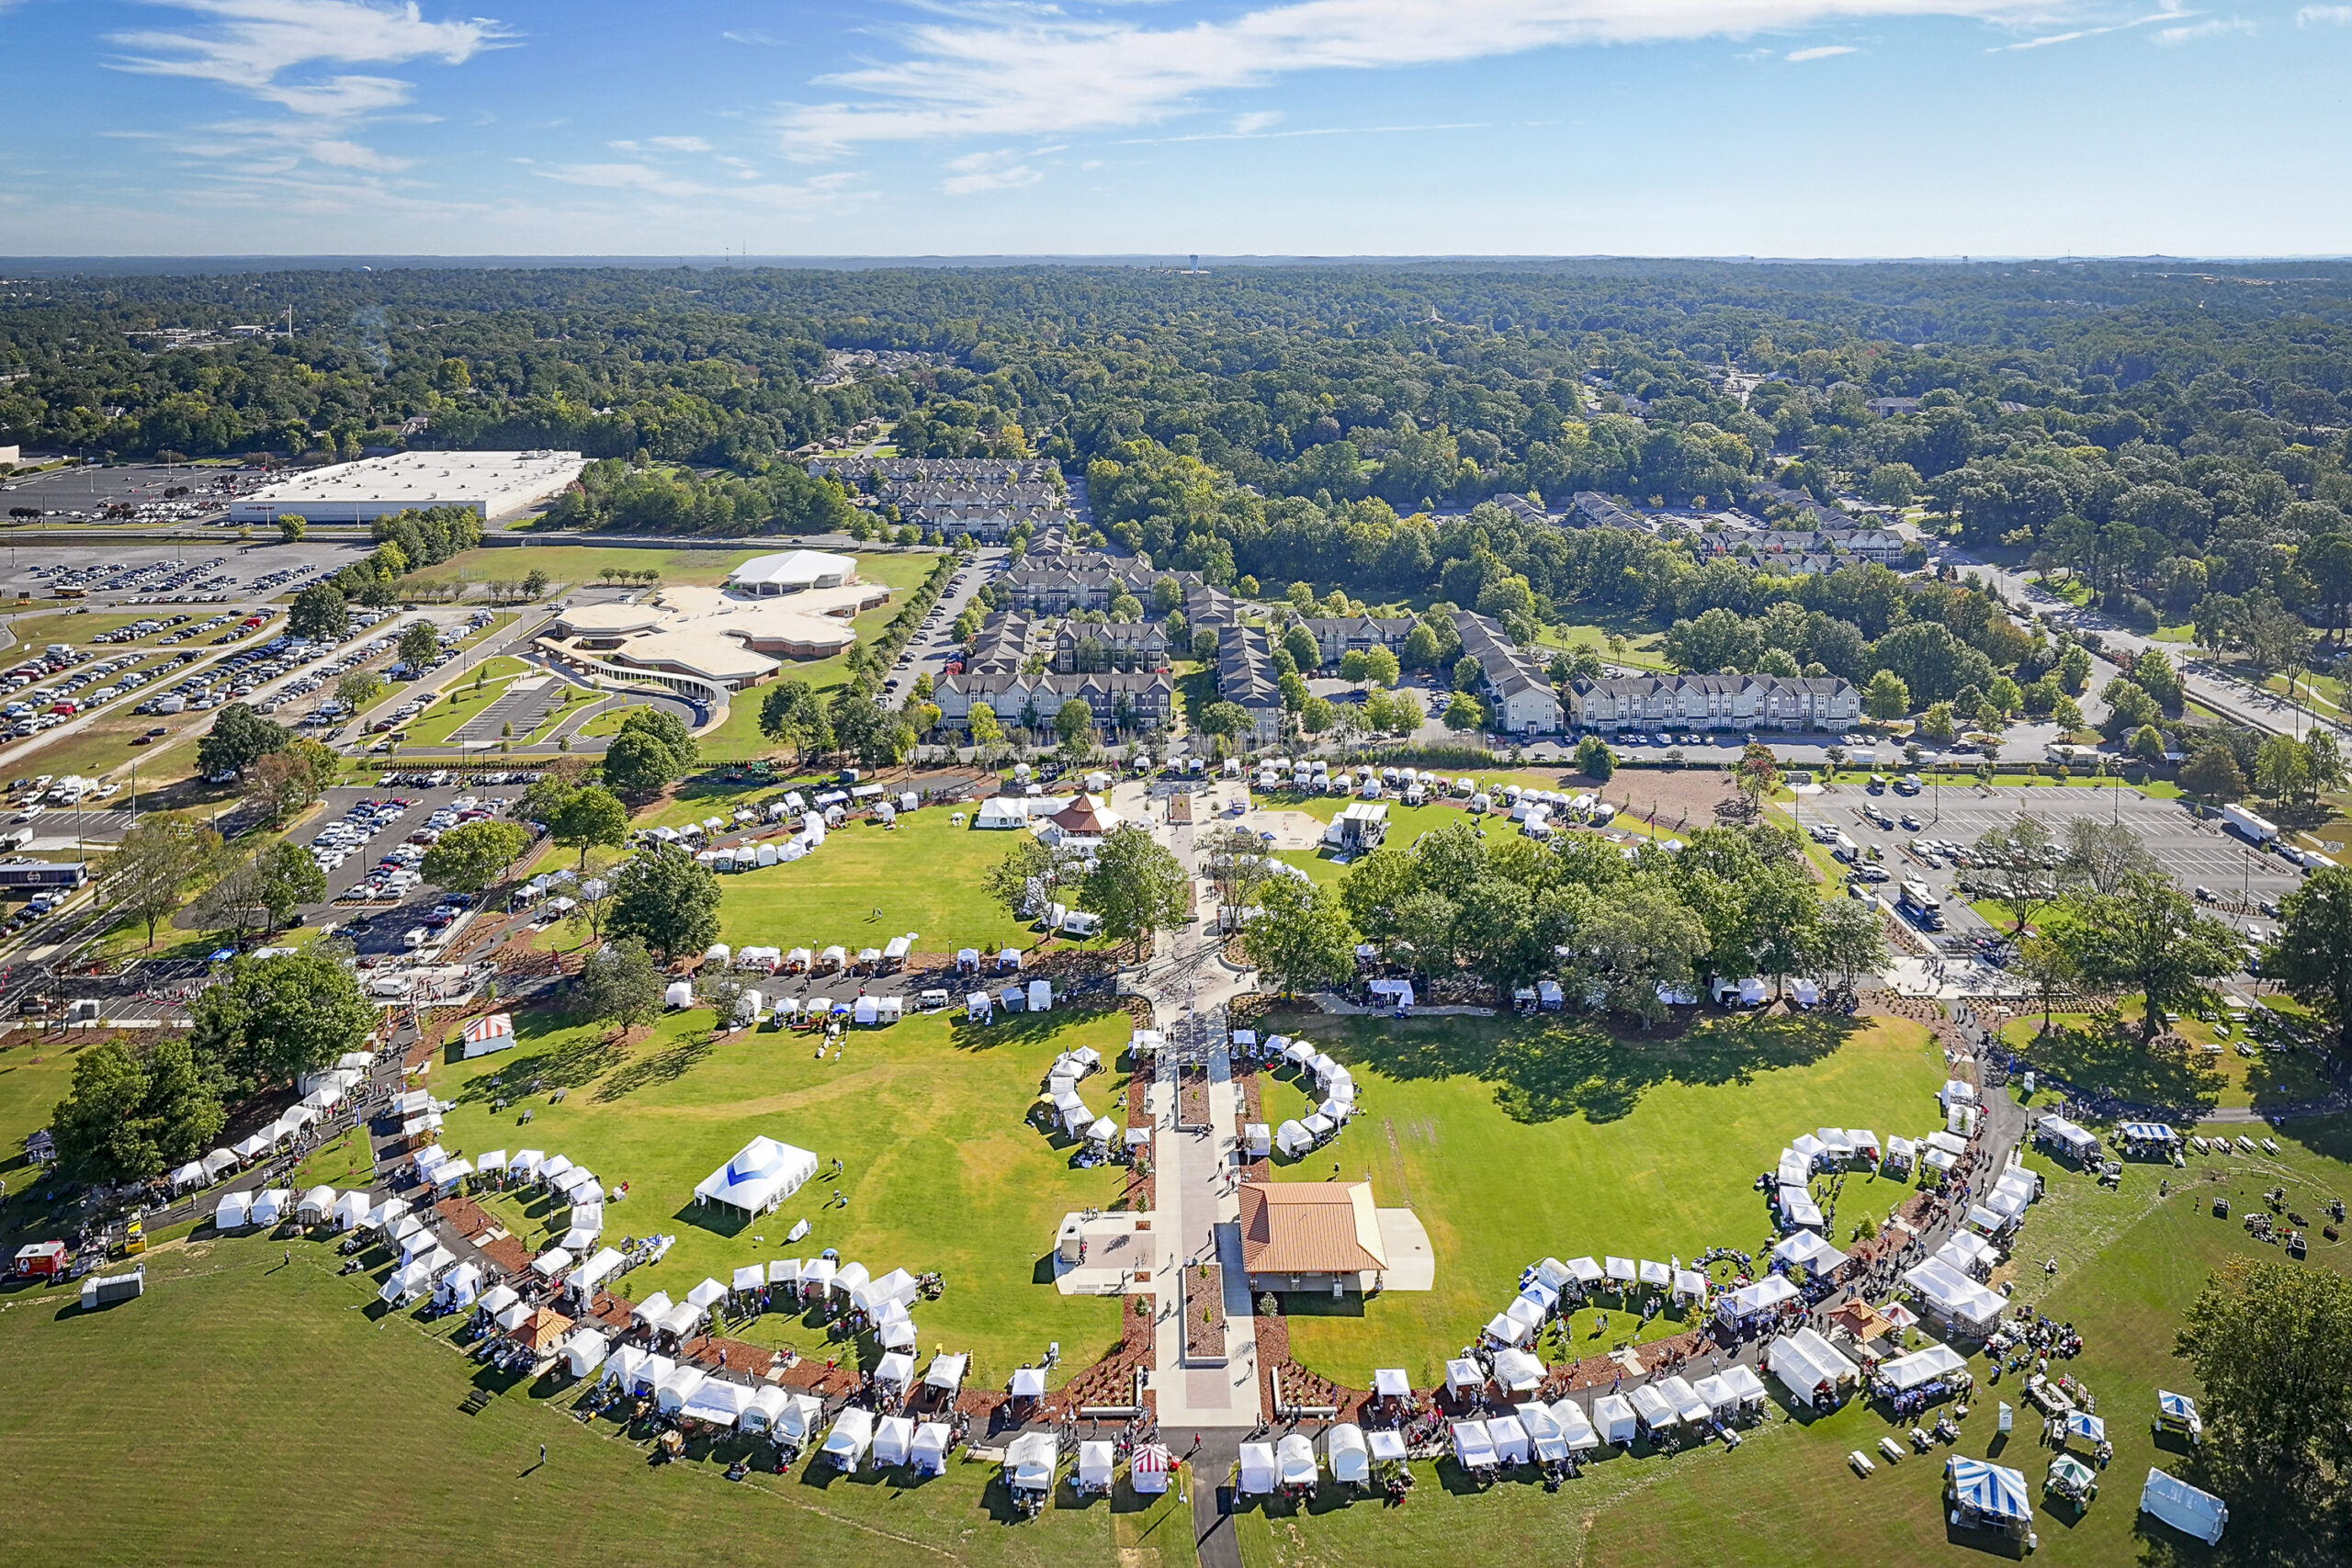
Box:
[1179,253,1209,275]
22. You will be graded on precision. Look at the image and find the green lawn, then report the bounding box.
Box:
[1534,613,1674,672]
[1251,1009,1946,1389]
[708,807,1069,954]
[1227,1109,2352,1568]
[421,998,1127,1389]
[0,1228,1191,1567]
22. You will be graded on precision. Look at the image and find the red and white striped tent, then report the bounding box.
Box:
[461,1013,515,1059]
[1131,1444,1175,1495]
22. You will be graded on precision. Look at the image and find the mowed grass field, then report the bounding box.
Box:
[675,807,1061,955]
[1228,1119,2352,1568]
[1253,1009,1948,1389]
[413,1000,1130,1388]
[0,1232,1194,1568]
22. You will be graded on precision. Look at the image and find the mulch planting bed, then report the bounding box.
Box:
[1185,1262,1227,1361]
[1177,1064,1210,1130]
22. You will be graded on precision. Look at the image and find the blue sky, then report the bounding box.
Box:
[3,0,2348,256]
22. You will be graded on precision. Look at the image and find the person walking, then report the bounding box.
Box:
[540,1443,547,1466]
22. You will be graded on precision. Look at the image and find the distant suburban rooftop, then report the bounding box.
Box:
[227,450,585,524]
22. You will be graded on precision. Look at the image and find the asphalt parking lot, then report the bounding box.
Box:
[1809,783,2304,946]
[0,538,375,601]
[886,548,1002,698]
[295,783,529,955]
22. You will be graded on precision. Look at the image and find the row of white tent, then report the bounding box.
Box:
[967,980,1056,1021]
[170,1069,370,1191]
[672,985,911,1026]
[214,1182,380,1233]
[1252,1038,1357,1158]
[1479,1256,1711,1353]
[1044,1048,1130,1146]
[997,1432,1181,1495]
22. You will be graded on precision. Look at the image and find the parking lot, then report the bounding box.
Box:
[0,537,374,602]
[884,547,1002,699]
[296,783,531,956]
[1808,782,2304,951]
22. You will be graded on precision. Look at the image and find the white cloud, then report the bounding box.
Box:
[1231,109,1284,133]
[109,0,509,114]
[2154,15,2252,40]
[774,0,2051,156]
[103,1,509,184]
[304,137,413,171]
[2295,4,2352,21]
[940,148,1045,195]
[1786,43,1857,58]
[1986,7,2185,51]
[649,135,713,152]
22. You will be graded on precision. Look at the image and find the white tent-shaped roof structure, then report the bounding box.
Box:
[2140,1468,2227,1544]
[1880,1343,1970,1392]
[925,1352,968,1394]
[1552,1398,1601,1450]
[823,1407,875,1471]
[561,1328,607,1379]
[1452,1420,1498,1470]
[1005,1431,1058,1492]
[1491,1348,1546,1393]
[874,1415,917,1467]
[1327,1424,1369,1483]
[1904,1258,2007,1332]
[1768,1326,1860,1402]
[1078,1439,1116,1490]
[911,1422,953,1476]
[695,1135,819,1215]
[1276,1433,1317,1486]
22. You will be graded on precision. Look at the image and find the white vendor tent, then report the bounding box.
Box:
[1552,1399,1600,1450]
[1904,1258,2007,1333]
[1006,1431,1059,1493]
[1491,1348,1546,1392]
[874,1415,917,1468]
[1631,1382,1679,1432]
[561,1328,608,1379]
[1879,1342,1969,1393]
[1768,1326,1859,1404]
[1715,1274,1799,1324]
[1328,1424,1369,1483]
[695,1135,820,1215]
[1451,1419,1498,1470]
[1771,1229,1849,1277]
[911,1422,954,1476]
[1590,1394,1638,1445]
[824,1408,875,1471]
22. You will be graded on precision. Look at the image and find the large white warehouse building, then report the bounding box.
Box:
[227,450,586,525]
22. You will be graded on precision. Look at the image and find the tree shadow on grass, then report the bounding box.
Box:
[949,1006,1122,1055]
[448,1031,626,1106]
[2273,1113,2352,1167]
[594,1032,715,1101]
[2016,1025,2224,1115]
[1293,1009,1864,1124]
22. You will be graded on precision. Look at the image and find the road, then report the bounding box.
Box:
[878,548,1001,702]
[1937,544,2337,744]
